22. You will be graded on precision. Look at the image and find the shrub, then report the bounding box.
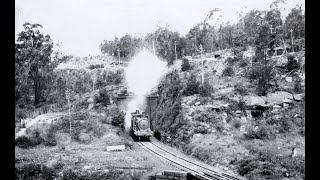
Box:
[15,163,57,180]
[183,73,200,96]
[239,60,249,67]
[181,57,191,71]
[244,124,276,140]
[112,112,125,130]
[193,123,210,134]
[237,98,247,111]
[222,66,235,77]
[15,136,39,149]
[88,64,104,70]
[235,149,305,180]
[293,77,303,93]
[234,83,248,95]
[247,62,276,96]
[71,111,90,121]
[106,69,124,85]
[233,119,242,129]
[199,81,213,97]
[194,111,224,133]
[226,56,241,65]
[15,108,28,120]
[286,55,299,72]
[44,128,57,146]
[95,88,111,107]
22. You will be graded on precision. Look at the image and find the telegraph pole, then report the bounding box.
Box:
[174,41,177,61]
[117,47,121,65]
[66,88,72,137]
[290,29,294,52]
[199,44,205,84]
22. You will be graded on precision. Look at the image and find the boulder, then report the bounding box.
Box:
[78,133,92,143]
[88,104,94,110]
[285,77,293,82]
[273,105,281,109]
[293,94,304,101]
[87,97,94,103]
[243,95,267,107]
[266,91,293,106]
[274,56,288,67]
[195,102,201,106]
[187,100,193,105]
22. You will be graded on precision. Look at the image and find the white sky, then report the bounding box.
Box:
[15,0,305,57]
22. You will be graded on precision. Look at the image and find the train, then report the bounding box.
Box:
[130,110,153,141]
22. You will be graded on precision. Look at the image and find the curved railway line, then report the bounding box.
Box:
[137,141,244,180]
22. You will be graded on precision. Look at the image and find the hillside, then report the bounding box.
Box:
[151,48,305,180]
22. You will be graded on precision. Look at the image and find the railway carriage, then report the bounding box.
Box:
[130,110,153,140]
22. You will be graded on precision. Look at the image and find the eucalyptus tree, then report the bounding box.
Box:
[15,23,54,106]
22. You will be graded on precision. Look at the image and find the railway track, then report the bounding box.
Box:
[137,141,244,180]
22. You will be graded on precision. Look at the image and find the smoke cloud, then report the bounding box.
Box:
[124,48,167,129]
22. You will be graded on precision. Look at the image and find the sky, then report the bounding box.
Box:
[15,0,305,57]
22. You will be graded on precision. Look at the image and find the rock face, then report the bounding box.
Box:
[285,77,293,82]
[293,94,304,101]
[243,95,267,107]
[274,56,288,67]
[88,104,94,110]
[78,133,92,143]
[266,91,293,106]
[87,97,94,104]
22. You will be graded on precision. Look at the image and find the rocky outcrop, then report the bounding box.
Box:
[243,95,267,107]
[266,91,293,106]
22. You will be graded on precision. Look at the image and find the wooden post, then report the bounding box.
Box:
[199,44,205,84]
[174,41,177,61]
[117,48,121,65]
[66,88,72,137]
[290,29,294,52]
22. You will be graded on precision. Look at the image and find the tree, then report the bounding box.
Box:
[284,6,305,39]
[15,23,54,106]
[243,10,264,45]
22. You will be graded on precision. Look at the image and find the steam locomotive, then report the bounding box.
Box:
[130,110,153,141]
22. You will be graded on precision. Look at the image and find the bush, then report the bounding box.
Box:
[61,168,126,180]
[286,55,299,72]
[193,111,224,133]
[293,77,303,93]
[71,111,90,121]
[183,73,200,96]
[234,83,248,95]
[112,112,125,130]
[15,163,57,180]
[15,136,39,149]
[106,69,124,85]
[95,88,111,107]
[233,119,242,129]
[239,60,249,67]
[244,124,276,140]
[226,56,241,65]
[235,149,305,180]
[15,108,28,120]
[247,62,276,96]
[181,58,191,71]
[88,64,104,70]
[222,66,235,77]
[44,128,57,146]
[199,81,213,97]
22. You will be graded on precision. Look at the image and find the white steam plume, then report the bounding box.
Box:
[124,48,167,129]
